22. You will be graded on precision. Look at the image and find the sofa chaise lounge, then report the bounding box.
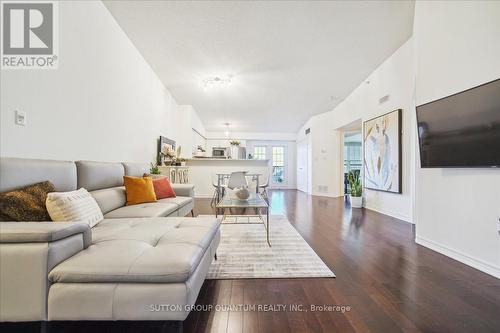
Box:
[0,157,220,323]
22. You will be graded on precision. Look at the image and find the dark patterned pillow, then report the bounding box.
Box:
[0,181,56,221]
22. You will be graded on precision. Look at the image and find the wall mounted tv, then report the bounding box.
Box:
[416,78,500,168]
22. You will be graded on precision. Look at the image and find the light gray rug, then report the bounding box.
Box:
[201,215,335,279]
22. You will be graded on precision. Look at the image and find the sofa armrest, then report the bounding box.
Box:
[0,222,91,321]
[172,184,195,198]
[0,222,91,248]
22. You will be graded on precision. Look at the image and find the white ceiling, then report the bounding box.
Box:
[103,0,414,133]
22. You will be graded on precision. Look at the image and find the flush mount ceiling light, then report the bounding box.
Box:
[203,75,232,89]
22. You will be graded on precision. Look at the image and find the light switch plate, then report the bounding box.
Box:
[15,110,26,126]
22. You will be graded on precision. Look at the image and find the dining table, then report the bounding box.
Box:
[214,172,261,203]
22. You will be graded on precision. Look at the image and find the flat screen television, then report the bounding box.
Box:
[416,78,500,168]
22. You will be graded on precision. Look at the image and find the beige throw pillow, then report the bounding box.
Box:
[46,188,103,228]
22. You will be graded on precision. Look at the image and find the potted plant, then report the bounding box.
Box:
[348,170,363,208]
[149,162,161,175]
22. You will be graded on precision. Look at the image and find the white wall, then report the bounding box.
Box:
[296,38,416,222]
[0,0,178,163]
[175,105,207,157]
[205,131,297,146]
[297,111,342,197]
[413,1,500,278]
[332,39,415,222]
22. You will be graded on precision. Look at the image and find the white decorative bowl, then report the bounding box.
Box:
[235,187,250,200]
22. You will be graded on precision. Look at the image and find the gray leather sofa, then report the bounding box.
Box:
[0,157,220,322]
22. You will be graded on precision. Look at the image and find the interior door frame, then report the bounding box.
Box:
[269,144,288,189]
[296,138,309,193]
[340,130,363,196]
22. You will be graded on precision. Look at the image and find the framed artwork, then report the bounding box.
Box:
[363,109,402,194]
[157,136,176,165]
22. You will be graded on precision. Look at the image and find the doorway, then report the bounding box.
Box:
[297,139,309,193]
[337,119,363,196]
[343,132,362,195]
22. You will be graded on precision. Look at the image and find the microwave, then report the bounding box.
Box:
[212,147,229,158]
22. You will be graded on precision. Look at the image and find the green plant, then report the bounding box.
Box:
[149,162,161,175]
[348,171,362,197]
[229,140,240,146]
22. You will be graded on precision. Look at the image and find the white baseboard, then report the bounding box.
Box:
[364,204,412,223]
[311,191,341,198]
[415,236,500,279]
[194,194,213,199]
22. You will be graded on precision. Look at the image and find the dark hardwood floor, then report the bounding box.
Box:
[3,190,499,333]
[185,190,500,333]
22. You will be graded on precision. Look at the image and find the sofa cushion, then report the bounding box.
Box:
[76,161,124,191]
[103,203,178,219]
[123,176,157,206]
[89,187,126,215]
[48,217,220,283]
[122,162,149,177]
[158,196,193,208]
[152,177,176,199]
[46,188,103,228]
[0,158,76,193]
[0,181,55,221]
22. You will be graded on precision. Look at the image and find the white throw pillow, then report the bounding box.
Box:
[46,188,103,228]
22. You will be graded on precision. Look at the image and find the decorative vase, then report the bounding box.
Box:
[230,146,239,159]
[350,195,363,208]
[235,187,250,200]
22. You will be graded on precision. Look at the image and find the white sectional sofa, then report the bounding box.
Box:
[0,157,220,324]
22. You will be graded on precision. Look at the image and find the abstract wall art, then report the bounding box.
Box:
[363,109,402,193]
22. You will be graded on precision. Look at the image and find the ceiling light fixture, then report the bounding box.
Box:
[224,123,230,137]
[203,75,232,89]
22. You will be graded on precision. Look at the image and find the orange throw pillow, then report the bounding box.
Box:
[152,177,176,199]
[123,176,157,206]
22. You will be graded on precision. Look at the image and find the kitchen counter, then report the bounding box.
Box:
[185,158,270,197]
[187,158,269,162]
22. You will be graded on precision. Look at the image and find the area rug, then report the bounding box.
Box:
[200,215,335,279]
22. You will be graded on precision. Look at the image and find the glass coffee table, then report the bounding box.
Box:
[216,193,271,246]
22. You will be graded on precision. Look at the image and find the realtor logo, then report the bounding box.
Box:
[1,1,58,69]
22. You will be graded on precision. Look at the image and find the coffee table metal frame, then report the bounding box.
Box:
[215,194,270,246]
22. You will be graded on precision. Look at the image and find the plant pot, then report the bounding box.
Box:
[350,195,363,208]
[180,162,186,166]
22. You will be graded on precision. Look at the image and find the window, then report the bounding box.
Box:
[272,146,285,184]
[254,146,266,160]
[344,142,362,173]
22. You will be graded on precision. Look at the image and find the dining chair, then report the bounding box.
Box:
[227,171,248,190]
[210,173,227,207]
[259,172,270,202]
